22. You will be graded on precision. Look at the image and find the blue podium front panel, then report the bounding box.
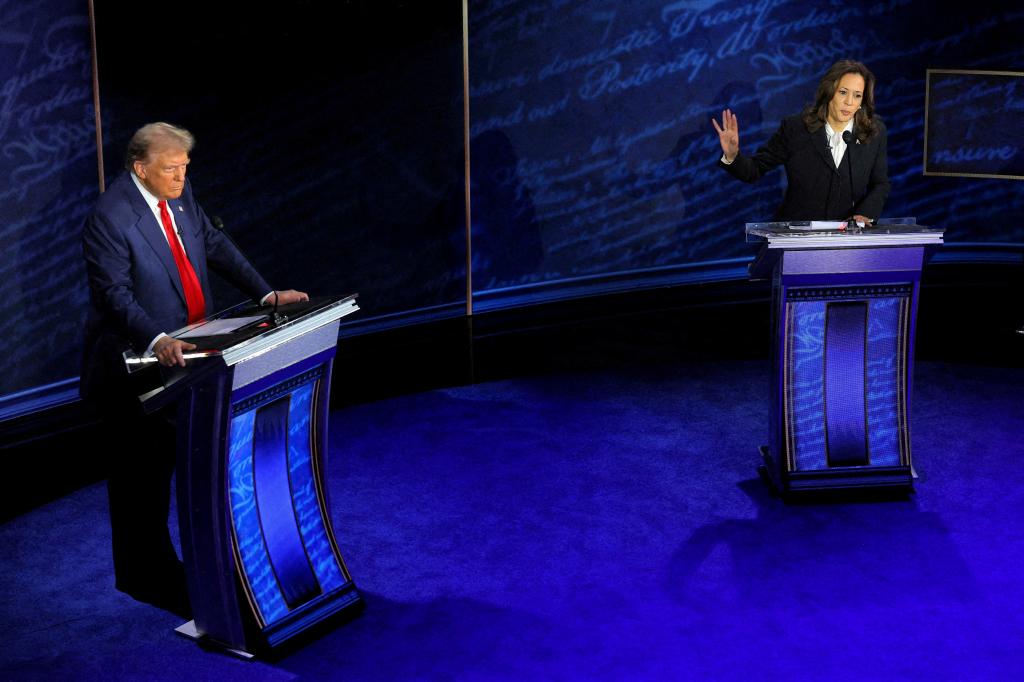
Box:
[747,228,940,492]
[783,286,911,474]
[226,364,354,637]
[286,383,347,595]
[787,299,827,472]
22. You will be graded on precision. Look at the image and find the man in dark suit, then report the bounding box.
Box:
[81,122,307,616]
[712,60,890,223]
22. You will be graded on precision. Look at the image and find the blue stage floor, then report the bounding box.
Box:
[2,360,1023,680]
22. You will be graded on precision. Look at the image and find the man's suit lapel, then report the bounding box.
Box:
[124,180,187,306]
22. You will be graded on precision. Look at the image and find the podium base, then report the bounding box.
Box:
[758,445,914,496]
[174,620,255,660]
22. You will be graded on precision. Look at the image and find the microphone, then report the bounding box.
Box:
[210,216,287,324]
[841,130,859,227]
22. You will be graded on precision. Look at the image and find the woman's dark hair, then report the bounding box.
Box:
[801,60,879,142]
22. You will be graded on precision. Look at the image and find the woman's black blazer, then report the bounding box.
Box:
[719,114,890,221]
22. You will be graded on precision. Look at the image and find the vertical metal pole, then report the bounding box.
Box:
[462,0,476,381]
[87,0,105,192]
[462,0,472,316]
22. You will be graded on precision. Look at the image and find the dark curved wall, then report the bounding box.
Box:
[0,0,97,400]
[468,0,1024,307]
[2,0,1023,408]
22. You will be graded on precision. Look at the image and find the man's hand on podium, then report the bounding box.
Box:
[153,336,197,367]
[267,290,310,306]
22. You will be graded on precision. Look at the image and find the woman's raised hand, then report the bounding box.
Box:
[711,109,739,162]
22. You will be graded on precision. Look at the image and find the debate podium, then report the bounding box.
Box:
[747,220,944,493]
[129,295,362,656]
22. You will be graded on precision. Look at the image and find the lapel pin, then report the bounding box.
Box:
[177,205,183,212]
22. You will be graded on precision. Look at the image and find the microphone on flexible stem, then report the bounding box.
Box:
[841,130,866,229]
[210,216,287,325]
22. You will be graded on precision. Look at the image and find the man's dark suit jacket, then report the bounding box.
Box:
[81,172,271,402]
[718,114,890,221]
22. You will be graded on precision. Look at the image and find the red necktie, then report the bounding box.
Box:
[158,200,206,324]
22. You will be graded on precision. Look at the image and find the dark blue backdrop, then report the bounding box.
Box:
[0,0,97,402]
[2,0,1023,410]
[468,0,1024,306]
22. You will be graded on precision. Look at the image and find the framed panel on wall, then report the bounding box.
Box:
[924,69,1024,180]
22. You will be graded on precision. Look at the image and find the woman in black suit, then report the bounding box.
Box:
[713,60,890,224]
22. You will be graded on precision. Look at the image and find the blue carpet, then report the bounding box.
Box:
[2,360,1022,680]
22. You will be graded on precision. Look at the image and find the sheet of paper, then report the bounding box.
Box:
[788,220,846,231]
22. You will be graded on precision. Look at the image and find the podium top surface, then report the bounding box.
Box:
[746,217,944,249]
[125,294,359,370]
